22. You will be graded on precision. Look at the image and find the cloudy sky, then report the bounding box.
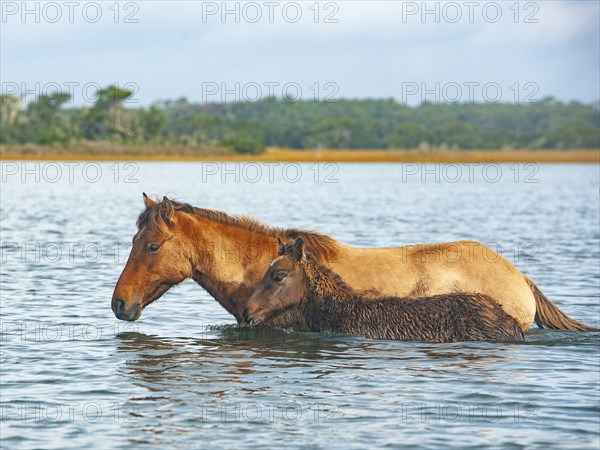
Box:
[2,1,598,106]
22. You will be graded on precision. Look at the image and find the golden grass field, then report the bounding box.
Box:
[1,144,598,163]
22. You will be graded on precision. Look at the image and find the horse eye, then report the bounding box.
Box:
[272,272,286,283]
[147,244,161,254]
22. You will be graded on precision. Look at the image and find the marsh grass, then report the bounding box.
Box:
[1,144,598,163]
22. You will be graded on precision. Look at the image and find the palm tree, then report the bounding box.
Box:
[0,94,21,127]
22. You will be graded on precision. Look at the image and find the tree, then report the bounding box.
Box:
[0,94,21,143]
[141,106,167,143]
[25,92,72,144]
[2,93,599,150]
[432,120,483,149]
[83,85,133,142]
[220,134,265,154]
[385,123,429,148]
[0,94,20,127]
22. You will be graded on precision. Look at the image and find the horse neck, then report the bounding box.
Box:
[185,214,277,320]
[299,258,354,330]
[303,258,352,302]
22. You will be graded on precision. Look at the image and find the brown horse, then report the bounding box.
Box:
[111,194,598,332]
[244,238,525,342]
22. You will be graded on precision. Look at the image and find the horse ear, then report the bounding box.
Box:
[143,192,155,208]
[277,237,285,255]
[292,237,305,260]
[159,196,175,224]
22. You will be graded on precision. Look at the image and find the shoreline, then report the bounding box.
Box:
[1,148,598,163]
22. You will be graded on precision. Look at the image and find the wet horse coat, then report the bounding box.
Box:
[246,238,525,342]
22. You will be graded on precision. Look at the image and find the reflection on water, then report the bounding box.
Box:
[113,329,531,447]
[116,329,521,381]
[1,163,598,449]
[110,326,599,449]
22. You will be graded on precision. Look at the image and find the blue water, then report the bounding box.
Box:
[1,162,599,449]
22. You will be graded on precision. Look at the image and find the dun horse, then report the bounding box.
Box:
[245,238,525,342]
[111,194,598,332]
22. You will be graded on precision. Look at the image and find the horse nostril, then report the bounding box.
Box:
[116,298,126,314]
[242,308,250,324]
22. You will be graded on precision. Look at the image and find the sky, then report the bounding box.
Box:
[1,0,599,107]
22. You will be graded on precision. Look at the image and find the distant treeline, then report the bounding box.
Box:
[1,85,599,153]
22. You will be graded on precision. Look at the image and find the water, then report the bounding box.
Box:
[1,162,599,449]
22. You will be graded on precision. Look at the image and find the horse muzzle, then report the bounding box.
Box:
[112,298,142,321]
[241,307,264,326]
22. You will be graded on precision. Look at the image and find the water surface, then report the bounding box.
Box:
[1,162,599,449]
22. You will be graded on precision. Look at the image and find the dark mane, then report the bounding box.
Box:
[278,241,353,301]
[303,254,356,301]
[137,199,339,261]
